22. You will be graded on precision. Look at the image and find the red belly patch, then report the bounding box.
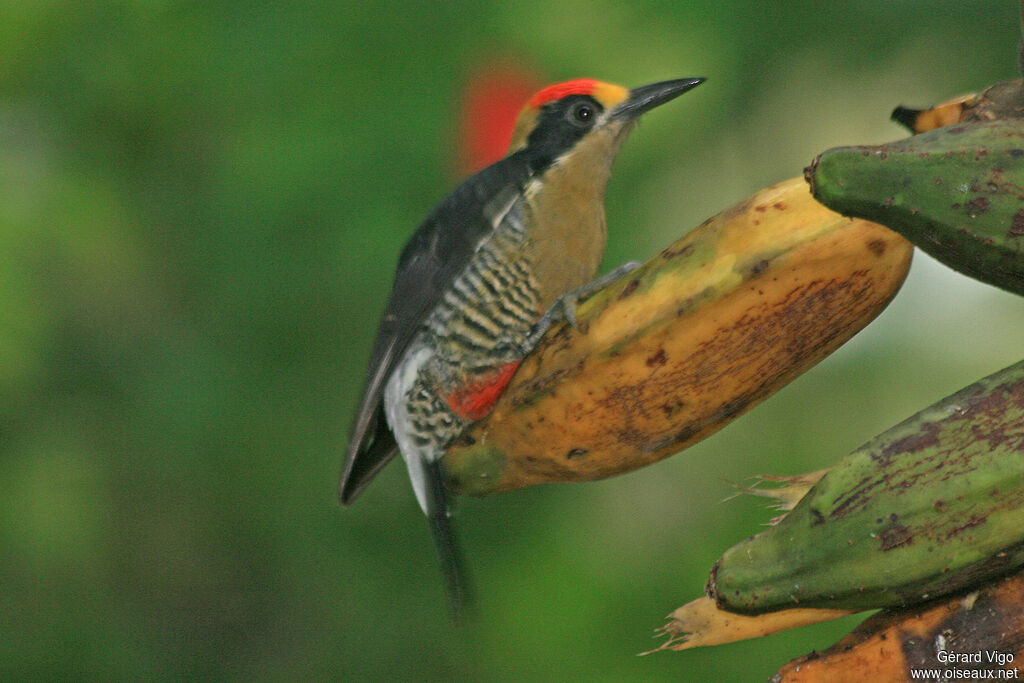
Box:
[446,361,521,421]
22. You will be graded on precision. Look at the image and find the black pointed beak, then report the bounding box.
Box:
[614,77,705,119]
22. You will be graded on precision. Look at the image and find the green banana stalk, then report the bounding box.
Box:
[806,119,1024,296]
[709,359,1024,614]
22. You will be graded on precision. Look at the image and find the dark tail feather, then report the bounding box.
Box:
[425,458,475,621]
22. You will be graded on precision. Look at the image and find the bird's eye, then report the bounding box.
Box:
[568,102,594,125]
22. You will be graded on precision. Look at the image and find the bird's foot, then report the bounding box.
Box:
[519,261,642,352]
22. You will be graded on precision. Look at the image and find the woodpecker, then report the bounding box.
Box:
[341,76,704,613]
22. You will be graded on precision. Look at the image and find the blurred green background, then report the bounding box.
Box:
[3,2,1024,680]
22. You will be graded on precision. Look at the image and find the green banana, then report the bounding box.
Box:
[806,119,1024,296]
[709,359,1024,614]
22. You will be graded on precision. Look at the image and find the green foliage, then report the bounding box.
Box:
[1,1,1022,680]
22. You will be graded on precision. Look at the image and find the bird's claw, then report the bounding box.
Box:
[518,260,644,355]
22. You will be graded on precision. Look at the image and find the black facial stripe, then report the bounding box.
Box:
[521,94,605,174]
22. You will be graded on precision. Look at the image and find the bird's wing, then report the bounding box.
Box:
[339,157,530,504]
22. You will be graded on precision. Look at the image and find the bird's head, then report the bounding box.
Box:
[506,77,704,175]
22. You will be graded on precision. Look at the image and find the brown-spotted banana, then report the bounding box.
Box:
[443,177,913,496]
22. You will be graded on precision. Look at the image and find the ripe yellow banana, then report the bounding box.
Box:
[443,178,913,496]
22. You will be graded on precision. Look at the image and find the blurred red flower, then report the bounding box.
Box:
[456,61,541,176]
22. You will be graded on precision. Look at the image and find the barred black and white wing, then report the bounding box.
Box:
[340,156,530,504]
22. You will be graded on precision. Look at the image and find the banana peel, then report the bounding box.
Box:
[443,178,913,496]
[709,359,1024,616]
[774,571,1024,682]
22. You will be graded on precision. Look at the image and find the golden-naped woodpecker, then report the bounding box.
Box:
[341,77,704,611]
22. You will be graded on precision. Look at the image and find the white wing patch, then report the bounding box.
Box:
[383,345,435,514]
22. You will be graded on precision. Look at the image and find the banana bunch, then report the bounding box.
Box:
[443,178,912,496]
[710,359,1024,614]
[806,118,1024,295]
